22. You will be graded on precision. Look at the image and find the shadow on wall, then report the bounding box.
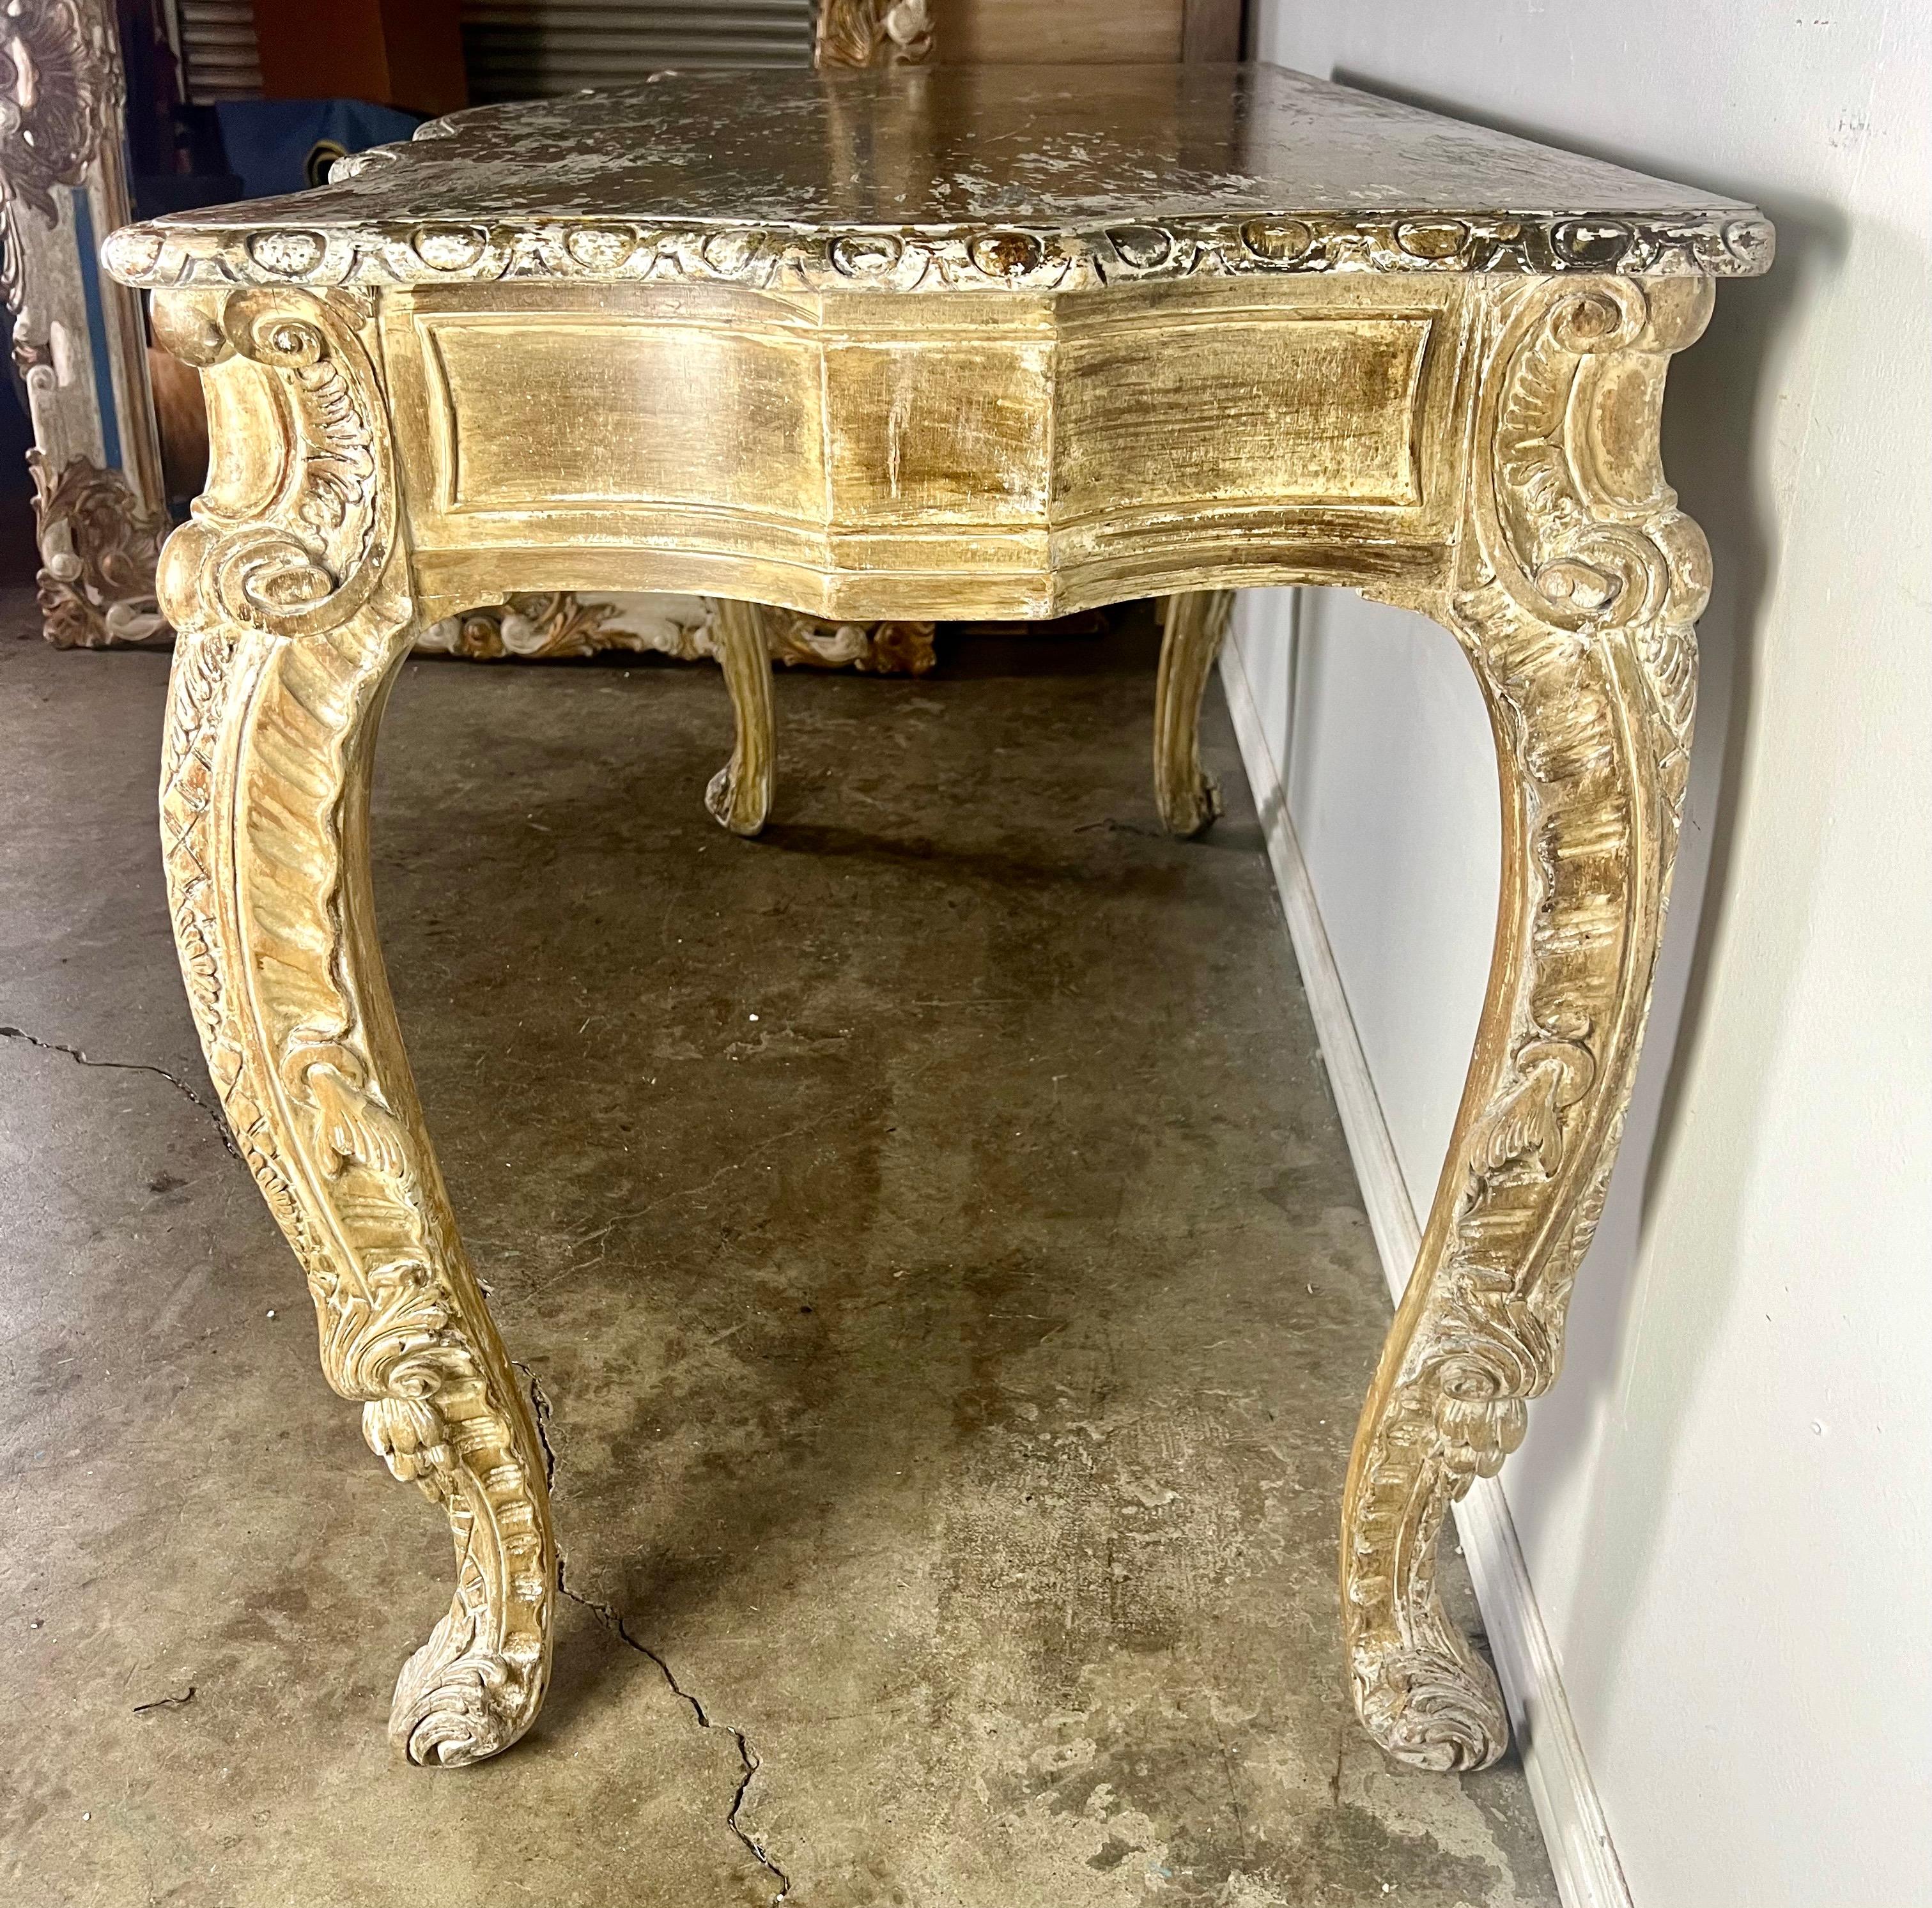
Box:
[1329,70,1839,1721]
[1561,192,1839,1729]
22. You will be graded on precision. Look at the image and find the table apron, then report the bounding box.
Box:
[382,277,1479,620]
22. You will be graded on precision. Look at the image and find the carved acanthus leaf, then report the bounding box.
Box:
[0,1,114,215]
[318,1258,450,1403]
[153,286,394,643]
[1469,1035,1597,1181]
[364,1396,457,1493]
[152,283,553,1766]
[1343,273,1712,1773]
[1477,277,1711,819]
[282,1035,412,1181]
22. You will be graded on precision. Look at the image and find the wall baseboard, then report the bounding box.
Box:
[1217,632,1634,1908]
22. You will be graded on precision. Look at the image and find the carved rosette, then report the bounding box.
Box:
[1341,274,1711,1770]
[152,283,554,1766]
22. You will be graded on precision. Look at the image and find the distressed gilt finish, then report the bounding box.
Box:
[1340,272,1711,1769]
[412,0,942,682]
[1152,590,1235,836]
[149,284,553,1766]
[110,65,1768,1772]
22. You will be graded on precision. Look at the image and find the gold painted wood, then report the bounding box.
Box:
[706,596,778,835]
[817,0,935,66]
[378,272,1473,621]
[1338,273,1711,1771]
[415,590,937,672]
[433,0,942,700]
[111,66,1768,1773]
[1152,590,1233,836]
[150,282,554,1766]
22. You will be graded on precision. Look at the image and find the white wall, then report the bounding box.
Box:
[1233,6,1932,1905]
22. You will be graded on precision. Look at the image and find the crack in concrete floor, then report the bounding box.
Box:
[518,1362,792,1903]
[0,619,1560,1905]
[0,1022,239,1157]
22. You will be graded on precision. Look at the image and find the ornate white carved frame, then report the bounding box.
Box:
[0,0,170,645]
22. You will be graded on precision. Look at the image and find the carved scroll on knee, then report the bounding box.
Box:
[1341,273,1710,1773]
[151,282,556,1767]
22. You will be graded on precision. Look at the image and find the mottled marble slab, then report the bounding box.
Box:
[105,65,1771,292]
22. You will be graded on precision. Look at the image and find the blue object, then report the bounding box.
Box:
[213,99,425,199]
[68,193,120,473]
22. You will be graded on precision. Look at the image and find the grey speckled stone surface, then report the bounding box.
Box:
[104,65,1772,291]
[0,597,1557,1907]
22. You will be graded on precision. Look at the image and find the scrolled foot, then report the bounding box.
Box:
[1352,1635,1509,1774]
[705,756,771,836]
[390,1603,545,1768]
[1157,769,1223,839]
[707,596,775,836]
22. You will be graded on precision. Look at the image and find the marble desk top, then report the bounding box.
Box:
[105,63,1772,294]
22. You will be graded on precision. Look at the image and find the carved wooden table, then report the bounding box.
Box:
[105,63,1770,1776]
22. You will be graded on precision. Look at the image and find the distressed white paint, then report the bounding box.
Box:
[1236,6,1932,1905]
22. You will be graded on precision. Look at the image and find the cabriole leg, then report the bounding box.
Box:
[153,284,553,1766]
[1341,275,1713,1771]
[1152,589,1234,836]
[705,594,777,835]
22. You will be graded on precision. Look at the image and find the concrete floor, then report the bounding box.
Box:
[0,592,1557,1907]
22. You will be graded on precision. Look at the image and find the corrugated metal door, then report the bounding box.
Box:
[461,2,814,102]
[174,1,814,108]
[176,1,265,102]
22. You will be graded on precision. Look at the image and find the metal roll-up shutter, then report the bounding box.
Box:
[176,0,265,102]
[173,3,814,111]
[461,1,815,104]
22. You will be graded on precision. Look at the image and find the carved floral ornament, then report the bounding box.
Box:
[418,592,938,673]
[29,450,170,645]
[1,0,176,649]
[103,206,1774,297]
